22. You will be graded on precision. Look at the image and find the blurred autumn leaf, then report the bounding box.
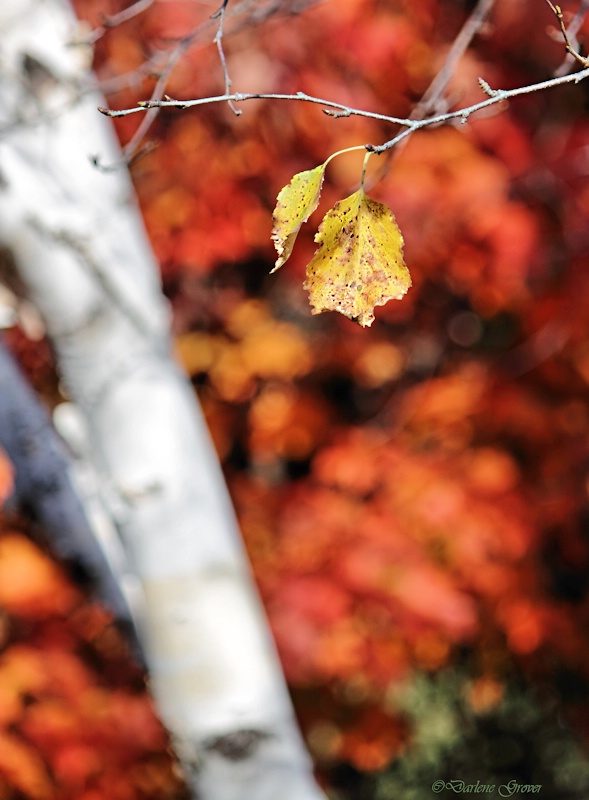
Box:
[0,533,79,617]
[0,450,12,505]
[0,472,187,799]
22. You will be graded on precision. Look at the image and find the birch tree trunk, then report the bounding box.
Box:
[0,1,326,798]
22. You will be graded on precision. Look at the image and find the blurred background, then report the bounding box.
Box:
[4,0,589,797]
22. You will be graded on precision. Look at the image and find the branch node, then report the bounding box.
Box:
[323,108,351,118]
[478,77,498,97]
[211,0,230,20]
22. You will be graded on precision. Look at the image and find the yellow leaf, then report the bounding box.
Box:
[271,164,326,272]
[304,189,411,327]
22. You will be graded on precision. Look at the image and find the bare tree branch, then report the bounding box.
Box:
[91,0,317,165]
[212,0,241,116]
[545,0,589,69]
[85,0,157,45]
[96,0,589,166]
[551,0,589,75]
[99,65,589,155]
[412,0,496,120]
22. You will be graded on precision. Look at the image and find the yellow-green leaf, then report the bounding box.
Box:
[271,164,326,272]
[303,189,411,327]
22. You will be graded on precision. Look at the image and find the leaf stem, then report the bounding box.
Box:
[323,145,367,167]
[360,150,372,189]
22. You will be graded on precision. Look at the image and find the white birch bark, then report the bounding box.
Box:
[0,1,326,797]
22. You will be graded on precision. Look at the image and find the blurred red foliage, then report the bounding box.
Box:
[5,0,589,789]
[0,510,187,799]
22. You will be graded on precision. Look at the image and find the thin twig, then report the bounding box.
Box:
[121,36,194,163]
[97,0,313,164]
[96,0,589,164]
[84,0,157,45]
[118,0,248,160]
[545,0,589,68]
[413,0,496,120]
[98,66,589,155]
[211,0,231,19]
[552,0,589,75]
[99,90,408,123]
[357,0,496,190]
[212,0,242,115]
[370,66,589,153]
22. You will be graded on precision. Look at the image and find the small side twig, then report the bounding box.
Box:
[555,0,589,75]
[477,77,499,97]
[83,0,157,45]
[361,0,496,191]
[413,0,496,120]
[545,0,589,68]
[212,0,242,116]
[95,0,311,166]
[120,36,194,164]
[99,90,409,125]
